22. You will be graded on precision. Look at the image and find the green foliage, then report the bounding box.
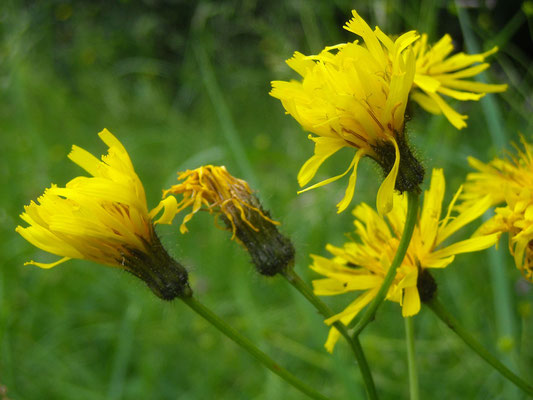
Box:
[1,0,532,399]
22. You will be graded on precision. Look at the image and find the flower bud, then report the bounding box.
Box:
[153,165,295,276]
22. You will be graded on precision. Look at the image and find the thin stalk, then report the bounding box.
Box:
[352,191,420,337]
[181,296,332,400]
[426,297,533,396]
[404,317,419,400]
[282,268,378,400]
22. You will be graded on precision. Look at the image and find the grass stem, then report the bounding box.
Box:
[181,296,332,400]
[404,317,419,400]
[426,297,533,396]
[351,191,420,337]
[282,268,378,400]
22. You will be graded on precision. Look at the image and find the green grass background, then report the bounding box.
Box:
[1,0,533,399]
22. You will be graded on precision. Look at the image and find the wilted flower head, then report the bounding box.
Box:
[311,169,498,352]
[412,33,507,129]
[461,136,533,281]
[153,165,295,276]
[16,129,190,300]
[270,10,423,215]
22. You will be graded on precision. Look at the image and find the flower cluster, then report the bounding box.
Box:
[14,8,524,397]
[462,137,533,281]
[311,169,498,352]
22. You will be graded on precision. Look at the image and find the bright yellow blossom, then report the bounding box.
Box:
[412,33,507,130]
[461,136,533,281]
[270,10,423,215]
[16,129,190,300]
[311,169,498,352]
[153,165,295,276]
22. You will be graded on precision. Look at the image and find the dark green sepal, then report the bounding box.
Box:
[123,232,192,300]
[223,197,295,276]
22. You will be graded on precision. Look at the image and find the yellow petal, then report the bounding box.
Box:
[402,287,421,317]
[431,234,499,259]
[24,256,71,269]
[312,274,382,295]
[414,74,441,93]
[514,237,528,271]
[428,46,498,75]
[439,79,508,93]
[336,149,367,213]
[393,30,420,55]
[410,91,442,115]
[343,10,385,69]
[419,168,445,252]
[376,139,400,215]
[150,196,180,225]
[298,149,360,194]
[68,145,102,176]
[434,63,489,79]
[373,26,394,51]
[437,86,485,101]
[286,51,317,77]
[426,91,467,130]
[422,254,455,269]
[297,136,346,187]
[437,195,493,244]
[324,287,379,325]
[324,327,342,354]
[16,224,82,259]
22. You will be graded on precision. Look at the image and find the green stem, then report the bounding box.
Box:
[404,317,419,400]
[426,297,533,396]
[352,191,420,337]
[282,268,378,400]
[180,296,332,400]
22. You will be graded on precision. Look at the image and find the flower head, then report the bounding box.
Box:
[412,33,507,129]
[270,10,423,215]
[16,129,190,300]
[461,136,533,281]
[153,165,295,276]
[311,168,498,352]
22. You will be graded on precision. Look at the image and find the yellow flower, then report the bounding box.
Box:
[461,136,533,281]
[152,165,276,235]
[152,165,295,276]
[16,129,190,300]
[270,10,423,215]
[310,168,498,352]
[412,33,507,130]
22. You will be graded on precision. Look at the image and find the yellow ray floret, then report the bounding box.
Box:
[412,33,507,129]
[271,10,421,215]
[310,168,498,352]
[461,135,533,281]
[16,129,153,269]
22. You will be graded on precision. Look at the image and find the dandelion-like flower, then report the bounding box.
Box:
[412,33,507,129]
[152,165,295,276]
[270,10,424,215]
[16,129,190,300]
[461,136,533,281]
[311,168,498,352]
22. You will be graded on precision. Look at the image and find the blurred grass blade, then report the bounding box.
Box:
[192,38,258,189]
[107,302,141,400]
[456,4,508,149]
